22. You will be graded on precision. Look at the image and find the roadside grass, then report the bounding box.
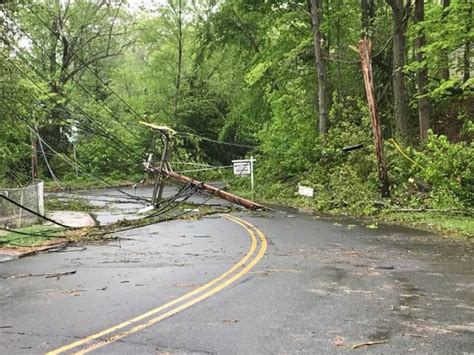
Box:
[230,182,473,239]
[380,212,474,238]
[45,197,102,212]
[43,175,143,192]
[0,225,65,248]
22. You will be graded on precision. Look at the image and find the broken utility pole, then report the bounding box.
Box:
[147,166,266,211]
[140,121,266,211]
[358,38,390,198]
[140,122,176,207]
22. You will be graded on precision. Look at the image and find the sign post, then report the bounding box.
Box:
[232,157,256,195]
[250,156,254,195]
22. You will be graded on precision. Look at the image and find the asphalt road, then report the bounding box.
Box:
[1,192,473,354]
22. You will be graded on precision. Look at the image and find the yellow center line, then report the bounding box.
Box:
[47,214,267,355]
[76,215,267,354]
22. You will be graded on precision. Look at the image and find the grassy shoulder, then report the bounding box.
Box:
[45,197,102,212]
[379,211,474,239]
[0,225,66,248]
[43,175,143,192]
[230,180,473,239]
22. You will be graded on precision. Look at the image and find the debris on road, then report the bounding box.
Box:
[1,270,76,280]
[332,336,345,347]
[351,340,387,349]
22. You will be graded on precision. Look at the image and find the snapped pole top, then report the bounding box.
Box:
[139,121,177,135]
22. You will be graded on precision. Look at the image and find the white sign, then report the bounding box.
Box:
[232,159,253,176]
[232,157,256,194]
[298,184,314,197]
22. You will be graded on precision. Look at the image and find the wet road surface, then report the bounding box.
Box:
[1,190,473,354]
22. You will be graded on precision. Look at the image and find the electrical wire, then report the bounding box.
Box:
[0,193,73,229]
[1,10,142,142]
[0,225,68,239]
[176,132,257,149]
[0,47,143,160]
[175,165,233,174]
[23,6,146,123]
[143,182,196,220]
[1,99,150,204]
[30,127,150,203]
[1,101,150,203]
[145,182,203,219]
[7,8,258,152]
[37,132,64,189]
[92,188,218,238]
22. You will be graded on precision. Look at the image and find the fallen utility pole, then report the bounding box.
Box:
[140,121,266,211]
[147,166,267,211]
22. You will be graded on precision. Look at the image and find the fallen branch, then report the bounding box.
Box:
[351,340,387,349]
[1,270,76,280]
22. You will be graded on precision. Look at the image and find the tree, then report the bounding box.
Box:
[15,0,133,150]
[385,0,411,139]
[414,0,430,140]
[462,0,472,82]
[309,0,329,135]
[439,0,451,81]
[361,0,376,36]
[168,0,185,120]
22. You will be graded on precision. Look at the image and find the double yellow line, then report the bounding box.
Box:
[47,214,267,354]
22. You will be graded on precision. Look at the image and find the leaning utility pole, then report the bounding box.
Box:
[140,122,175,207]
[358,38,390,198]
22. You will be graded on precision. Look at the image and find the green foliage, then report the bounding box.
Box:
[1,0,472,229]
[414,133,473,209]
[385,131,473,210]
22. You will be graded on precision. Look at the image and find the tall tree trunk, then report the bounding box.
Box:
[173,0,183,121]
[361,0,376,33]
[439,0,451,81]
[386,0,410,139]
[463,0,472,82]
[310,0,329,135]
[415,0,430,140]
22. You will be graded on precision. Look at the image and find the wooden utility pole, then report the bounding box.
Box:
[151,134,173,207]
[31,131,38,180]
[140,121,266,211]
[358,38,390,198]
[148,166,266,211]
[140,122,175,207]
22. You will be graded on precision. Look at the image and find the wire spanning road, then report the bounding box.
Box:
[0,201,473,354]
